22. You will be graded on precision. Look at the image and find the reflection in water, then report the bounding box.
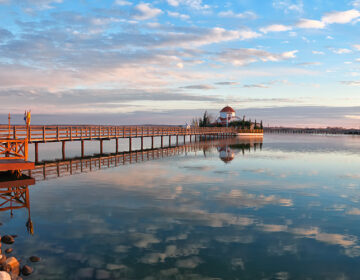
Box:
[1,134,360,279]
[217,137,263,163]
[0,174,34,234]
[24,138,262,181]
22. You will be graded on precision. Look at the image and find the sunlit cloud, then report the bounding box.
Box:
[218,10,257,19]
[322,9,360,24]
[296,18,325,29]
[132,3,163,20]
[260,24,292,33]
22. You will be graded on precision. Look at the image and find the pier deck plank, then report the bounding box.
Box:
[0,160,35,171]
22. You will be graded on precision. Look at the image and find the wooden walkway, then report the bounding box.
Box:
[0,124,263,165]
[0,125,239,143]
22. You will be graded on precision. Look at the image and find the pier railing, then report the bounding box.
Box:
[0,125,238,143]
[0,139,28,161]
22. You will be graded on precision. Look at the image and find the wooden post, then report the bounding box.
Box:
[169,136,171,147]
[100,140,103,154]
[129,137,132,152]
[116,138,119,153]
[151,136,154,149]
[176,135,179,146]
[62,141,66,160]
[190,135,192,143]
[141,137,144,150]
[184,135,186,143]
[161,136,163,148]
[81,140,84,157]
[42,126,46,142]
[35,142,39,163]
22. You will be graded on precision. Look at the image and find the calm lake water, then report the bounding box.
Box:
[1,134,360,279]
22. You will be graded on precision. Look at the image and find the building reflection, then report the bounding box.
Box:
[216,137,263,163]
[0,174,34,234]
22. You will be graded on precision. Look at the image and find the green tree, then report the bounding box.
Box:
[199,111,211,127]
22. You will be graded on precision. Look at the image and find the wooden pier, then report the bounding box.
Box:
[0,125,252,162]
[0,123,263,166]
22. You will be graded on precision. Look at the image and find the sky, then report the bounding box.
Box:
[0,0,360,127]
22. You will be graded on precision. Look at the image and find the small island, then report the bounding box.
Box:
[191,106,264,137]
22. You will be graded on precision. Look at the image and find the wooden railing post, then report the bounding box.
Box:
[42,126,46,142]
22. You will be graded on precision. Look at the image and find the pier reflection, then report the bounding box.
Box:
[24,137,263,181]
[0,137,263,235]
[0,174,34,234]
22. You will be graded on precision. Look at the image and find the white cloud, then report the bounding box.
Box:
[133,3,162,20]
[312,50,325,55]
[282,50,298,58]
[167,11,189,20]
[244,83,269,88]
[341,80,360,86]
[272,0,303,13]
[115,0,131,5]
[332,48,352,54]
[352,0,360,7]
[260,24,292,33]
[167,0,209,10]
[296,18,325,29]
[167,0,179,6]
[155,27,260,48]
[218,10,257,19]
[345,115,360,120]
[217,48,298,66]
[353,44,360,50]
[21,0,63,10]
[322,9,360,24]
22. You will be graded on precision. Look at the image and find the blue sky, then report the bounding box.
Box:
[0,0,360,127]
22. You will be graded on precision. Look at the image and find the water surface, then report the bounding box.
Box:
[1,134,360,279]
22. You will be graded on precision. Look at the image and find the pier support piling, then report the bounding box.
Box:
[169,136,171,147]
[81,140,84,157]
[62,141,66,160]
[141,137,144,150]
[116,138,119,153]
[129,138,132,152]
[151,136,154,149]
[161,136,163,148]
[35,142,39,163]
[100,140,103,155]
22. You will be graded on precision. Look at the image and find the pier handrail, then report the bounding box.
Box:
[0,125,240,143]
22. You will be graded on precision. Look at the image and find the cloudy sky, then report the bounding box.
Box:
[0,0,360,127]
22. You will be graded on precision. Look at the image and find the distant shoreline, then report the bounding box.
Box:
[264,127,360,135]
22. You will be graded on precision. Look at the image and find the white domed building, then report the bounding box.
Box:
[216,106,240,126]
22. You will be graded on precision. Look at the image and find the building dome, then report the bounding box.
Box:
[220,106,235,113]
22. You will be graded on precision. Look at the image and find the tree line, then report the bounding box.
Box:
[191,111,263,129]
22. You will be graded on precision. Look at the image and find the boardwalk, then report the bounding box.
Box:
[0,124,263,165]
[0,125,238,143]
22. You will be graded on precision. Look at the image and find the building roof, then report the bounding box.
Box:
[220,106,235,113]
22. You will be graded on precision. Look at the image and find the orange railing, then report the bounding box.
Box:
[0,125,239,143]
[0,138,28,161]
